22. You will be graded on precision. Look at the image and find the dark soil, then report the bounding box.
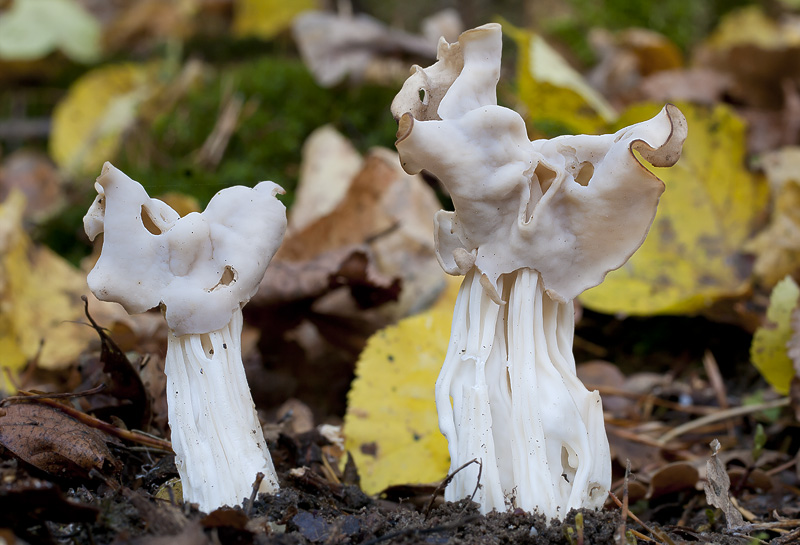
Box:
[3,418,796,545]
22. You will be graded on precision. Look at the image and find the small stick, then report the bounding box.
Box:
[0,384,106,406]
[469,459,483,506]
[5,393,172,451]
[766,456,798,476]
[703,351,735,438]
[423,458,481,518]
[609,492,675,545]
[614,460,631,545]
[608,425,679,449]
[586,383,718,416]
[658,398,790,444]
[245,472,264,517]
[770,526,800,545]
[629,529,658,543]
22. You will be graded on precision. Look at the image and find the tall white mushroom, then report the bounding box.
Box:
[84,163,286,512]
[391,23,687,519]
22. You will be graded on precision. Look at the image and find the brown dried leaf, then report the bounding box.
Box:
[291,11,438,87]
[647,461,699,499]
[606,426,665,472]
[0,402,121,479]
[275,145,444,317]
[588,28,683,103]
[0,150,64,223]
[728,467,773,492]
[704,439,744,528]
[257,246,399,308]
[290,125,363,232]
[78,298,151,429]
[576,360,631,416]
[637,68,732,105]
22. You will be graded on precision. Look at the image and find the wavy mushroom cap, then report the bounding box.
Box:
[85,163,287,336]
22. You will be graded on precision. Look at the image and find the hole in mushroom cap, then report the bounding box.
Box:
[140,205,163,235]
[220,265,236,286]
[573,161,594,186]
[209,265,238,291]
[588,482,604,501]
[418,88,428,104]
[534,163,557,194]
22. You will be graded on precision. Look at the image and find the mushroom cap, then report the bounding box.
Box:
[85,163,287,336]
[392,23,688,303]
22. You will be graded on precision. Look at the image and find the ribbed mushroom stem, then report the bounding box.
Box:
[165,307,278,512]
[435,268,610,518]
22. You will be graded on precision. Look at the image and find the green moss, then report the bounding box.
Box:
[116,56,399,207]
[546,0,756,66]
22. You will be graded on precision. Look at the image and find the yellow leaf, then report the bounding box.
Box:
[704,5,800,51]
[751,276,799,394]
[0,192,101,387]
[49,63,157,177]
[745,148,800,287]
[0,0,101,63]
[581,102,768,315]
[343,276,459,494]
[233,0,317,40]
[505,23,616,136]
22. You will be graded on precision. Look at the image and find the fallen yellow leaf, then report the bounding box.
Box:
[581,102,768,315]
[343,276,459,494]
[704,5,800,51]
[745,148,800,287]
[751,276,799,395]
[0,192,103,387]
[506,23,616,136]
[49,63,158,177]
[233,0,317,40]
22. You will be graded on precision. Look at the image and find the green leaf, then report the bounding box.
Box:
[751,276,800,394]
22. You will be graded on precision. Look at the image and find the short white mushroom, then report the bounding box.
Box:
[84,162,286,512]
[391,23,687,519]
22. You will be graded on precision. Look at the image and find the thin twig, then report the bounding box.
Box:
[609,492,675,545]
[769,526,800,545]
[6,392,172,452]
[615,460,631,545]
[607,425,679,449]
[245,472,264,517]
[657,398,790,444]
[423,459,481,518]
[587,384,718,416]
[0,384,106,406]
[703,351,736,440]
[766,456,798,476]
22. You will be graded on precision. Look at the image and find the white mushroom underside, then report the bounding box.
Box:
[165,308,279,512]
[436,268,610,519]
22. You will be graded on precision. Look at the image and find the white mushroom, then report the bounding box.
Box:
[84,162,286,512]
[391,23,687,519]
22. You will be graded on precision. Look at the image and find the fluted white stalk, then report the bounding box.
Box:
[437,269,608,517]
[165,307,278,512]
